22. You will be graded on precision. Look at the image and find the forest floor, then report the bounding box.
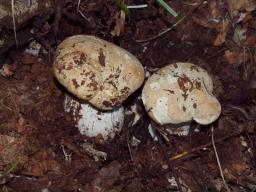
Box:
[0,0,256,191]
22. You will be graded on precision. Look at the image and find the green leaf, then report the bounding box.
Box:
[115,0,130,19]
[156,0,178,17]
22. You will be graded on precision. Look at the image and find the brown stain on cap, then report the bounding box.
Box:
[98,48,105,66]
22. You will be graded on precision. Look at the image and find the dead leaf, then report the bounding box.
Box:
[1,64,14,77]
[242,12,252,28]
[213,19,230,46]
[23,149,62,176]
[233,26,247,46]
[227,0,256,17]
[20,52,38,65]
[244,35,256,47]
[0,137,28,166]
[250,17,256,29]
[209,1,220,19]
[90,161,122,191]
[0,135,16,150]
[224,50,242,65]
[192,14,220,29]
[110,10,126,37]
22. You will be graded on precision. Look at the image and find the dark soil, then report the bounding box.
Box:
[0,0,256,191]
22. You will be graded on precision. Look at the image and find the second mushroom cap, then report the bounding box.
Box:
[142,62,221,125]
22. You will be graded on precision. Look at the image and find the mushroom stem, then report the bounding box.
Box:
[64,94,124,142]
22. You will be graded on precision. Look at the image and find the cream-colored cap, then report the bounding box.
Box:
[53,35,145,110]
[142,62,221,125]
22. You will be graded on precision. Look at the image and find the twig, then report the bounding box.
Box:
[205,47,227,61]
[127,4,148,9]
[136,0,206,43]
[136,15,186,43]
[169,129,242,161]
[211,126,231,192]
[54,1,62,41]
[126,137,134,162]
[151,123,183,192]
[78,10,92,25]
[61,144,72,162]
[34,35,54,56]
[11,0,19,48]
[242,47,248,80]
[225,104,256,121]
[77,0,81,12]
[158,137,183,192]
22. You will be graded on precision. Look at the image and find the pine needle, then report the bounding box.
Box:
[211,126,231,192]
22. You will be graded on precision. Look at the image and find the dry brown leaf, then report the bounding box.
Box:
[0,135,16,150]
[227,0,256,17]
[224,50,241,65]
[244,35,256,47]
[23,149,62,176]
[1,64,14,77]
[110,10,126,37]
[0,137,28,166]
[87,161,122,191]
[20,52,38,65]
[242,12,252,28]
[209,1,220,19]
[192,14,220,29]
[250,18,256,29]
[213,20,230,46]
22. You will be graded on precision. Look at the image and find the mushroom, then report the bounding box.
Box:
[53,35,145,141]
[142,62,221,127]
[53,35,145,110]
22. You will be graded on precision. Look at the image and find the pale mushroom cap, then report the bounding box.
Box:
[53,35,145,110]
[64,94,124,141]
[142,62,221,125]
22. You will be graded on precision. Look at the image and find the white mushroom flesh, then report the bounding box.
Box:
[64,94,124,141]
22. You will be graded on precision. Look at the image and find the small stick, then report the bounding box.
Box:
[225,104,256,121]
[158,136,184,192]
[126,137,134,162]
[77,0,81,12]
[126,118,135,162]
[169,129,242,161]
[11,0,19,48]
[205,48,226,61]
[136,15,186,43]
[61,144,72,162]
[211,126,231,192]
[151,123,183,192]
[78,10,92,25]
[54,1,62,41]
[127,4,148,9]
